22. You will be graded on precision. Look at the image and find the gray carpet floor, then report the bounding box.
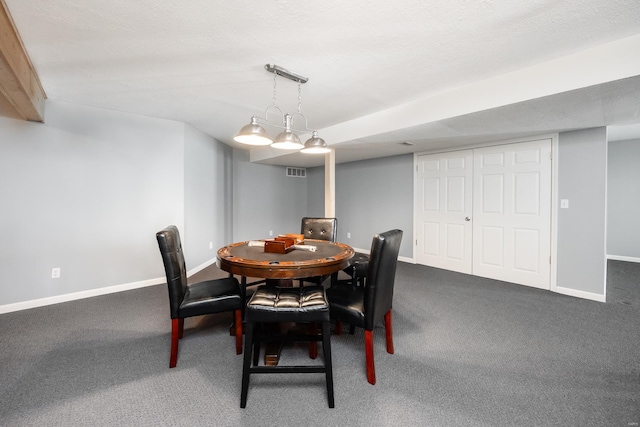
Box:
[1,260,638,426]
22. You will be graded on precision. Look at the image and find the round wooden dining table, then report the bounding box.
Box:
[216,239,354,280]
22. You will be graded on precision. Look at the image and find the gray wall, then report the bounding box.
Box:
[557,128,608,297]
[607,138,640,259]
[0,100,232,307]
[0,101,183,304]
[307,154,414,258]
[184,125,234,267]
[232,149,308,242]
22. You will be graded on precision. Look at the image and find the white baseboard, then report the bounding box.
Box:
[0,276,165,314]
[607,254,640,263]
[0,258,219,315]
[188,257,217,275]
[552,285,606,303]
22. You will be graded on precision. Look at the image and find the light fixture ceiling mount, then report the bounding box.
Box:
[265,63,308,84]
[234,64,330,154]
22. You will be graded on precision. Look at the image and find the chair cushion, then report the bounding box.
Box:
[178,277,242,319]
[245,286,329,323]
[325,284,366,329]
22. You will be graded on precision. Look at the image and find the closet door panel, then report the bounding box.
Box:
[416,150,473,274]
[472,139,551,289]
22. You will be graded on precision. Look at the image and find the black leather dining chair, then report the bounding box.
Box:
[240,285,334,408]
[301,217,338,242]
[326,229,403,384]
[156,225,243,368]
[299,217,337,287]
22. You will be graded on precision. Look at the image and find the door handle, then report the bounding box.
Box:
[465,216,471,221]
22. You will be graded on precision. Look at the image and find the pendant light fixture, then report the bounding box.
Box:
[234,64,330,154]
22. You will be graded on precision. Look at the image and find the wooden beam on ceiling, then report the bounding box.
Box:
[0,0,45,122]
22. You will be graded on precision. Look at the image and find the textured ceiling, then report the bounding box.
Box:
[4,0,640,167]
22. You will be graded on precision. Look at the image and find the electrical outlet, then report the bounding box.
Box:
[269,230,273,236]
[51,268,61,279]
[209,241,213,250]
[347,232,351,239]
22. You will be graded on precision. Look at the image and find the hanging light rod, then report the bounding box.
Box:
[264,64,308,84]
[233,64,330,154]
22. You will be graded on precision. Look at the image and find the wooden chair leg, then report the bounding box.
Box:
[252,323,260,366]
[335,320,342,335]
[240,322,254,408]
[322,321,335,408]
[178,318,184,339]
[234,309,243,355]
[309,322,318,359]
[384,310,394,354]
[365,329,376,385]
[170,318,180,368]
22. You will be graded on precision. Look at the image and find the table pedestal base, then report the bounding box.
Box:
[263,322,318,365]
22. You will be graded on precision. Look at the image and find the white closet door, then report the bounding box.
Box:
[472,139,552,289]
[416,150,473,274]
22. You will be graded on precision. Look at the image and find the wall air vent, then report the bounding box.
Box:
[286,167,306,178]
